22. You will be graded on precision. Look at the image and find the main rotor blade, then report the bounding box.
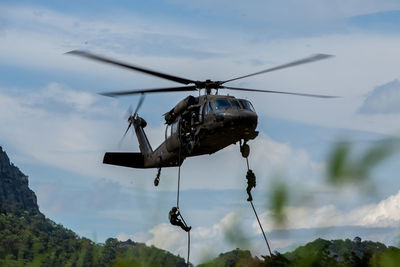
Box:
[99,85,197,97]
[66,50,195,85]
[134,94,145,116]
[222,86,339,98]
[222,54,334,84]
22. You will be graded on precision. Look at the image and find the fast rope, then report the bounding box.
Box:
[175,122,191,266]
[179,212,191,265]
[177,157,181,208]
[245,156,273,257]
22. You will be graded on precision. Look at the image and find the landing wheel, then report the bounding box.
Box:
[241,143,250,158]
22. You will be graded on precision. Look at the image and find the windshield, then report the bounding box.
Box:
[214,99,231,111]
[205,101,213,114]
[229,99,241,109]
[239,100,255,112]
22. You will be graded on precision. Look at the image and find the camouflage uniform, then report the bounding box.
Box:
[246,169,256,201]
[168,207,191,232]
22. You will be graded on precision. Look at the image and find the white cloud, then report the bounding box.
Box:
[0,84,133,181]
[117,190,400,264]
[354,190,400,227]
[42,83,98,112]
[118,212,253,265]
[359,79,400,114]
[166,132,324,191]
[255,189,400,232]
[20,83,102,114]
[255,205,342,231]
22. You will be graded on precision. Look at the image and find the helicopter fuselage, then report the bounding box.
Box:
[103,94,258,169]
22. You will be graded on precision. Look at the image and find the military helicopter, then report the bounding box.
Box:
[67,51,336,179]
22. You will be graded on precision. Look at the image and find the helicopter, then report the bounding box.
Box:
[67,50,336,182]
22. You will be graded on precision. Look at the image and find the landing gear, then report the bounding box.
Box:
[154,168,161,186]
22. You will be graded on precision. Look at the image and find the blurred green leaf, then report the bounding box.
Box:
[269,180,289,227]
[327,138,398,188]
[360,140,396,174]
[223,213,250,249]
[328,141,352,183]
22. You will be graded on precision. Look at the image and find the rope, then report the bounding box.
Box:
[175,120,190,266]
[177,163,181,208]
[250,200,272,257]
[187,231,191,266]
[177,122,182,208]
[177,161,191,266]
[244,150,273,257]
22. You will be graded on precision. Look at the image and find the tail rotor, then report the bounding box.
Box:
[118,94,145,147]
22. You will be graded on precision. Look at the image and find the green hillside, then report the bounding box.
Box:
[0,146,187,267]
[283,237,398,266]
[0,210,187,266]
[199,237,400,267]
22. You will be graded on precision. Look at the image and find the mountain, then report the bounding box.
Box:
[0,146,187,266]
[0,146,39,215]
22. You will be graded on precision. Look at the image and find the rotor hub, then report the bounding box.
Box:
[195,80,222,94]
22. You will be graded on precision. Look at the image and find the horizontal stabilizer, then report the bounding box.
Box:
[103,152,145,168]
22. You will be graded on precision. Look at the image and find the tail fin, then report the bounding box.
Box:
[133,117,153,156]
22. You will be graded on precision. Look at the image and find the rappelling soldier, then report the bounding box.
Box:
[168,207,191,232]
[246,169,256,201]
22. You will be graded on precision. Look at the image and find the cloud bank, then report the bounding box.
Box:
[118,189,400,264]
[257,189,400,231]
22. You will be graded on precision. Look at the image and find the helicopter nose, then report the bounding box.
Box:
[240,111,258,128]
[220,111,257,129]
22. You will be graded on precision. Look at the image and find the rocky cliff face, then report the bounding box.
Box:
[0,146,39,214]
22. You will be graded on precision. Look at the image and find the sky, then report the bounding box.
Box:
[1,0,400,264]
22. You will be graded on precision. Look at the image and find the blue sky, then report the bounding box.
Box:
[2,0,400,264]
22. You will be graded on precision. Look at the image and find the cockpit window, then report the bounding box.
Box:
[214,99,231,111]
[239,100,255,112]
[229,99,241,109]
[166,124,171,139]
[171,121,179,135]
